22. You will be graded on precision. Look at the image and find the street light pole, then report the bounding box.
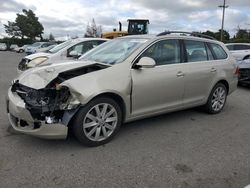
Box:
[219,0,229,41]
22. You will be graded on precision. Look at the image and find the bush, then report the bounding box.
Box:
[225,38,250,43]
[0,37,33,48]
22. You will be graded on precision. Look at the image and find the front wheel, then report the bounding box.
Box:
[73,97,122,146]
[204,83,227,114]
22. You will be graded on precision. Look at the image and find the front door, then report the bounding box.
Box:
[131,39,185,117]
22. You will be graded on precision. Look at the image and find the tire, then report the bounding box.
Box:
[204,83,228,114]
[73,97,122,147]
[19,49,24,53]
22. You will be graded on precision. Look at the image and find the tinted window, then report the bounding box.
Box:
[141,39,180,66]
[82,40,105,54]
[234,44,250,50]
[185,40,207,62]
[68,42,84,56]
[41,43,50,48]
[209,43,227,60]
[226,45,233,51]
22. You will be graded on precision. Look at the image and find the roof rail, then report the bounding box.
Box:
[156,31,216,40]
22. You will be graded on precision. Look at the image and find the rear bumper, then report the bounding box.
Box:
[228,78,238,95]
[6,89,68,139]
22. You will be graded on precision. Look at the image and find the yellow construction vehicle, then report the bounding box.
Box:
[102,19,149,39]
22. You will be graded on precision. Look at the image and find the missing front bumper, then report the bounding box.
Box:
[8,113,68,139]
[7,88,68,139]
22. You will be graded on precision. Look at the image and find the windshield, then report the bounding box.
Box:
[49,40,72,53]
[80,38,148,65]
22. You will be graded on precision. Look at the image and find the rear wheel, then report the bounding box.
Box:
[204,83,227,114]
[73,97,122,146]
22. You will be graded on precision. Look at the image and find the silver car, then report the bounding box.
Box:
[7,33,238,146]
[225,43,250,61]
[18,38,108,72]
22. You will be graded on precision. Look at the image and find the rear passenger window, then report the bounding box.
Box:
[234,45,250,50]
[141,39,181,66]
[185,40,207,62]
[209,43,227,60]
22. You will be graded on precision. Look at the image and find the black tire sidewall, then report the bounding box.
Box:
[205,83,228,114]
[73,97,122,147]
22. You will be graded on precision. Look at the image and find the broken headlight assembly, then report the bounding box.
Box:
[11,81,79,122]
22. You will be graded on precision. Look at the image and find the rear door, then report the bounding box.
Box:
[131,39,185,116]
[182,40,215,106]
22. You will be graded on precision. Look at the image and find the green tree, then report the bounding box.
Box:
[4,9,44,40]
[214,29,230,41]
[202,30,216,39]
[236,29,249,39]
[16,9,44,40]
[49,33,55,41]
[4,21,22,38]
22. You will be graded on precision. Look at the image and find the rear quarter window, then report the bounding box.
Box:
[209,43,228,60]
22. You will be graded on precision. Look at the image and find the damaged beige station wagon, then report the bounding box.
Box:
[7,32,238,146]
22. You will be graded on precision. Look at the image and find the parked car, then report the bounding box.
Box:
[14,45,28,53]
[237,59,250,85]
[18,38,108,72]
[36,44,57,53]
[9,44,18,51]
[25,42,56,55]
[7,33,238,146]
[225,43,250,61]
[0,43,7,51]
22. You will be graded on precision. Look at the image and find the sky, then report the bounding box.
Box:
[0,0,250,39]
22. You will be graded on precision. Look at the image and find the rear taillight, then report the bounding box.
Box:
[234,66,240,76]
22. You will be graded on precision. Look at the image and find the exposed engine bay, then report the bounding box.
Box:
[11,81,70,121]
[10,63,109,124]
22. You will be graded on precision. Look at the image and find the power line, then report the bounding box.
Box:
[219,0,229,41]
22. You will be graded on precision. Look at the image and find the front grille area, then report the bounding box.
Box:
[11,81,70,120]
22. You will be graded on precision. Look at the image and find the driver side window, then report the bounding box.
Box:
[141,39,181,66]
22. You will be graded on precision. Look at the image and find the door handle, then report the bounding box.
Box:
[210,68,217,73]
[176,71,185,77]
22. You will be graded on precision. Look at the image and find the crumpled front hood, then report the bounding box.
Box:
[16,60,108,89]
[25,52,51,60]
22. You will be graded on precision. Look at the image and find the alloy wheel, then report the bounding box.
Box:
[211,86,226,112]
[83,103,118,142]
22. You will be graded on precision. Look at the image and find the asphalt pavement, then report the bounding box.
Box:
[0,51,250,188]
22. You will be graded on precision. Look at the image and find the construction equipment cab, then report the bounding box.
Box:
[102,19,149,39]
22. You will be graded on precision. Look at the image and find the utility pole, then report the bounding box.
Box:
[219,0,228,41]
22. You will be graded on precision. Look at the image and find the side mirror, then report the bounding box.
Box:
[69,50,80,58]
[135,57,156,68]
